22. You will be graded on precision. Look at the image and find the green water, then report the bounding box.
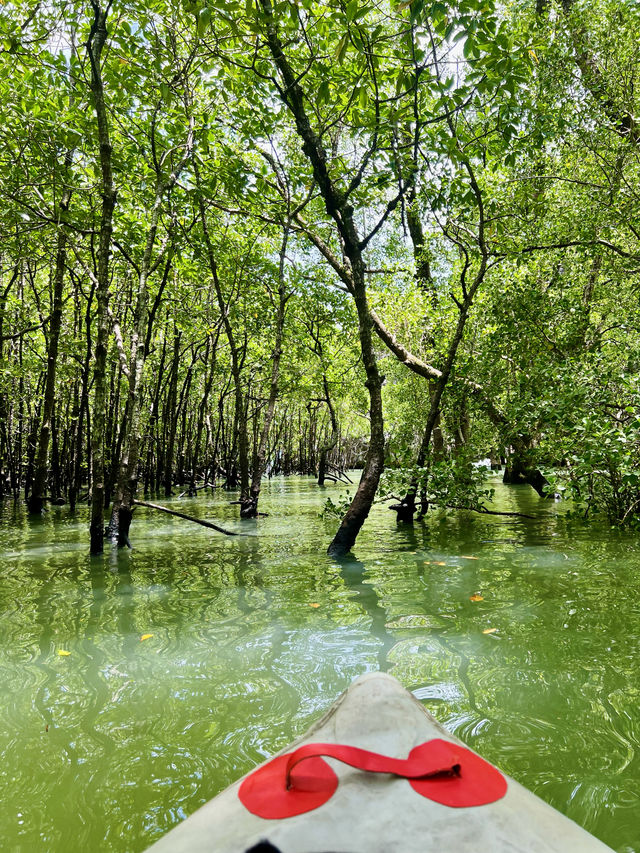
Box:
[0,475,638,852]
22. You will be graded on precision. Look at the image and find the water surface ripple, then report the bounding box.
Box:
[0,475,638,851]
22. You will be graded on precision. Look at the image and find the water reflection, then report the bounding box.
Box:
[0,477,638,851]
[335,555,395,672]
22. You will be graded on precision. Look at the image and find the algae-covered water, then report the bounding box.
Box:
[0,475,638,852]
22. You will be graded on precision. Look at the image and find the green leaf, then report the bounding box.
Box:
[197,7,212,37]
[335,33,349,63]
[463,37,476,60]
[318,79,330,104]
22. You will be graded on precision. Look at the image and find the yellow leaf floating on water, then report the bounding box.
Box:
[469,594,484,602]
[57,650,71,656]
[309,603,320,609]
[434,561,447,566]
[140,634,154,641]
[483,628,498,634]
[460,555,479,560]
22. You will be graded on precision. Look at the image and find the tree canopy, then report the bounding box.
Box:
[1,0,640,551]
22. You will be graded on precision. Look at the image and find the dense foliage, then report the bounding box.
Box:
[1,0,640,550]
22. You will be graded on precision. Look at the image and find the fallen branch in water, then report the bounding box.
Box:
[322,473,352,485]
[327,464,353,484]
[132,499,238,535]
[177,483,217,498]
[377,494,535,519]
[445,503,536,519]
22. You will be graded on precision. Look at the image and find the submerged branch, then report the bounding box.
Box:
[445,503,536,519]
[132,499,239,535]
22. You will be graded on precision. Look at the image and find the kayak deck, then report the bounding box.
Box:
[145,672,613,852]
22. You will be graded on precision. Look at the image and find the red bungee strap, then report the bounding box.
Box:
[238,738,507,820]
[284,741,461,789]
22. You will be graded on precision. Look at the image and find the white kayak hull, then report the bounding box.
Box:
[145,672,613,852]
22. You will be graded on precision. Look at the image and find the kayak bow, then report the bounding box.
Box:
[145,672,614,852]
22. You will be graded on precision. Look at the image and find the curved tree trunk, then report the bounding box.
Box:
[260,0,385,556]
[327,280,384,556]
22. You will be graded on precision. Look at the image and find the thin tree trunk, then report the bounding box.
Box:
[408,273,485,522]
[163,328,181,498]
[246,225,290,517]
[0,265,19,501]
[86,1,117,554]
[70,279,94,511]
[196,171,250,508]
[112,116,193,546]
[14,324,25,499]
[50,411,62,500]
[145,331,166,494]
[105,356,122,509]
[28,153,74,514]
[318,378,339,486]
[189,335,214,493]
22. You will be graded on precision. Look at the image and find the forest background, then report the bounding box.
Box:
[1,0,639,554]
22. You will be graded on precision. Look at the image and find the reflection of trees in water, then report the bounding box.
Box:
[5,486,640,851]
[336,555,396,672]
[390,520,640,828]
[377,549,480,714]
[233,548,298,711]
[435,635,479,713]
[421,510,547,551]
[232,546,266,615]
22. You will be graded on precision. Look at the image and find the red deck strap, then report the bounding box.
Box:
[238,738,507,819]
[408,739,507,808]
[238,753,338,820]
